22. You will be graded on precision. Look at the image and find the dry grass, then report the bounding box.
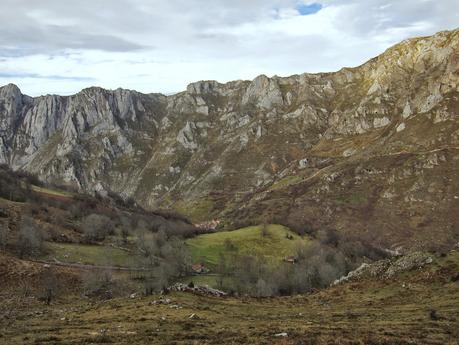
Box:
[1,251,458,344]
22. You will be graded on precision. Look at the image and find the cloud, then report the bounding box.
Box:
[0,72,94,82]
[0,0,457,96]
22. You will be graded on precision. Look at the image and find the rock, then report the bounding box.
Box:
[169,283,227,297]
[373,117,390,128]
[396,123,406,132]
[385,252,433,277]
[299,158,308,169]
[333,252,434,285]
[274,332,288,337]
[402,102,412,118]
[242,75,283,109]
[151,297,172,305]
[177,121,199,150]
[186,80,220,94]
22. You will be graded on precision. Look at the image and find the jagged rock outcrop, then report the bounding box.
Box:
[332,252,434,285]
[0,29,458,251]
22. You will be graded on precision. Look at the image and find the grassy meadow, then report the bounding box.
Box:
[186,224,310,266]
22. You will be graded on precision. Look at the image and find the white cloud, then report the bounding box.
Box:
[0,0,457,96]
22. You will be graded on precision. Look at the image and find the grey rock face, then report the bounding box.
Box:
[242,75,284,109]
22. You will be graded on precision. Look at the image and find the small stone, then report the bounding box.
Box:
[274,332,288,337]
[396,123,406,132]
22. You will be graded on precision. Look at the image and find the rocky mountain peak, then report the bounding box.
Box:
[186,80,221,95]
[0,83,22,96]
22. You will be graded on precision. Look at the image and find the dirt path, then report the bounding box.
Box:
[29,258,149,272]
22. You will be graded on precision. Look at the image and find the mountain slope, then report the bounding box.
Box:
[0,29,458,252]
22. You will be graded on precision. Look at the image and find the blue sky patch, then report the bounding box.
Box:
[296,2,322,15]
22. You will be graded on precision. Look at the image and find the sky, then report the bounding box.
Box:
[0,0,458,96]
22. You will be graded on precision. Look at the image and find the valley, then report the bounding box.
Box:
[0,27,459,345]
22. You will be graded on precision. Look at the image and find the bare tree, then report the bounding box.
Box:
[118,215,132,244]
[39,267,59,305]
[256,278,275,298]
[160,237,191,277]
[82,270,114,299]
[215,240,350,297]
[136,231,159,262]
[261,224,270,238]
[17,216,44,258]
[82,214,112,243]
[135,230,191,295]
[0,222,8,250]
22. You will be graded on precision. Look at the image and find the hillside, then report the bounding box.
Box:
[187,224,310,266]
[0,164,197,270]
[0,29,458,252]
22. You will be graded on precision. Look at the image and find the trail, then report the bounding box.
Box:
[29,258,149,272]
[291,145,459,187]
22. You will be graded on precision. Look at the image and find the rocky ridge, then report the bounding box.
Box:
[332,251,435,285]
[0,29,458,251]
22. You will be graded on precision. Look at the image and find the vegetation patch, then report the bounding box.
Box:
[335,192,368,206]
[269,175,303,191]
[174,197,215,223]
[43,243,135,267]
[31,185,73,199]
[186,224,310,266]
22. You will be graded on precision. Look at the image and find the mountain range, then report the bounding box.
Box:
[1,28,458,252]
